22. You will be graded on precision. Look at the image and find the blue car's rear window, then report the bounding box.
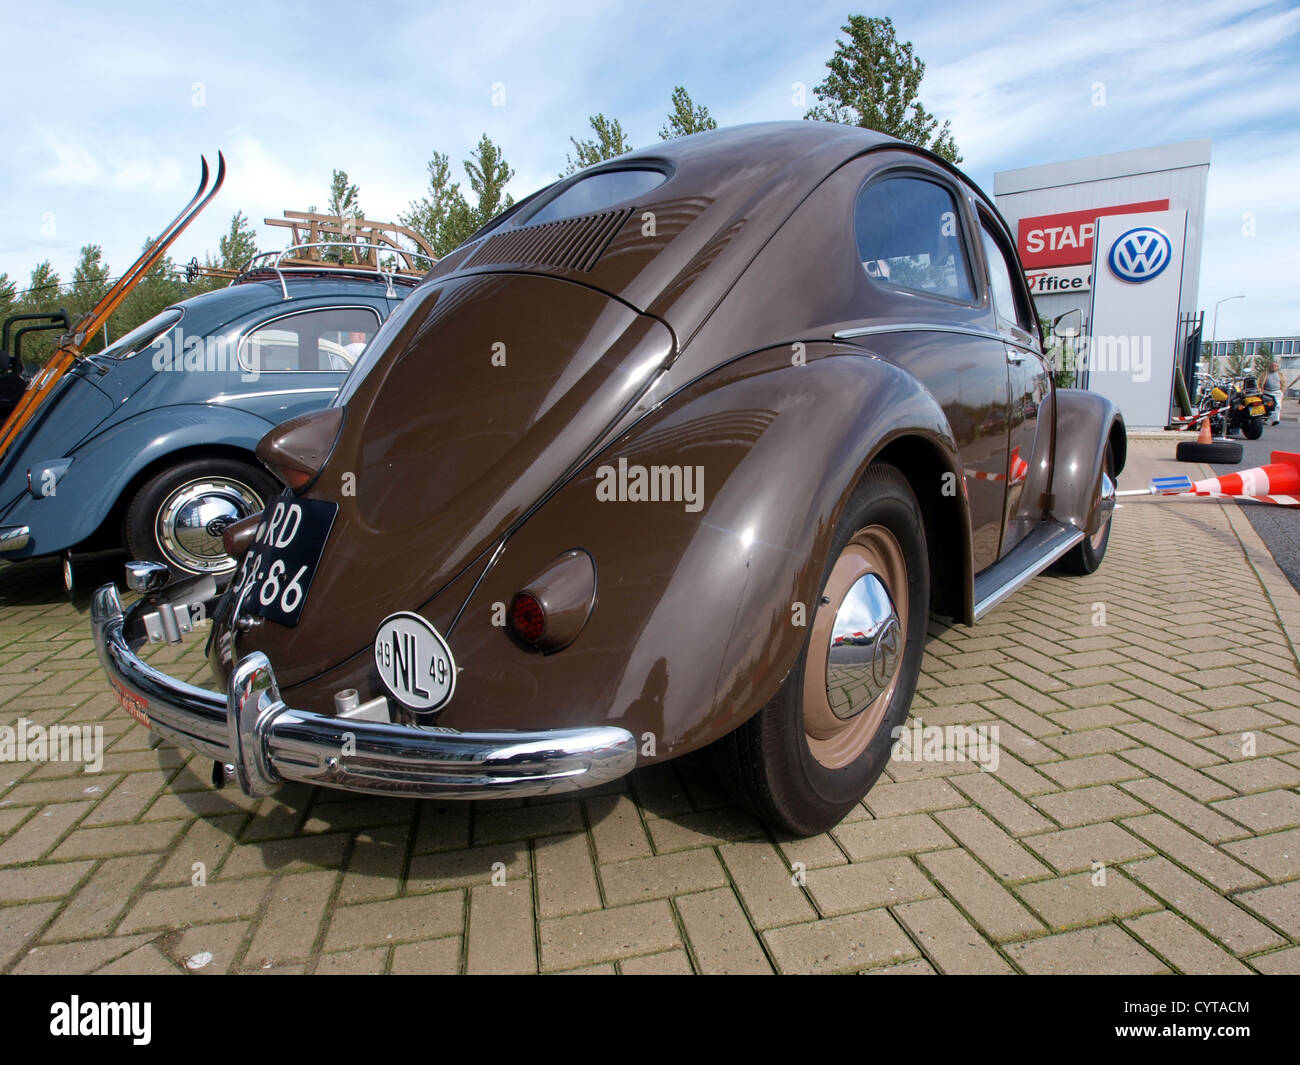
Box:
[102,307,184,359]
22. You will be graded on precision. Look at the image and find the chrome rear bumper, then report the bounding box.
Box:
[90,583,638,800]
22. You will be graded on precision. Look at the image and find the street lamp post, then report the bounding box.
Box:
[1211,294,1246,377]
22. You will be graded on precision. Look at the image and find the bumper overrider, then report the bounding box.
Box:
[90,583,638,800]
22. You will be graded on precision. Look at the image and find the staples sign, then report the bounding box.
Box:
[1017,200,1169,269]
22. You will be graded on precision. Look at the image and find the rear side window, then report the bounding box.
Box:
[525,168,666,225]
[107,308,183,359]
[239,306,380,373]
[855,176,974,302]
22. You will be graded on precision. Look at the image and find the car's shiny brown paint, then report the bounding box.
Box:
[213,121,1124,763]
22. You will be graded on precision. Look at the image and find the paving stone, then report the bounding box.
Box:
[1222,827,1300,880]
[916,849,1044,941]
[535,832,602,918]
[763,909,919,974]
[892,896,1013,974]
[1124,857,1284,955]
[599,848,726,906]
[1005,924,1167,974]
[1025,822,1153,874]
[675,888,771,974]
[831,812,954,862]
[539,900,679,971]
[1014,870,1160,930]
[467,882,535,974]
[1122,911,1253,975]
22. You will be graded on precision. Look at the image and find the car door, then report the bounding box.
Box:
[976,212,1053,555]
[231,302,385,424]
[847,167,1013,571]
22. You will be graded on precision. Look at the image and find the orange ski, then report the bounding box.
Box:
[0,154,226,463]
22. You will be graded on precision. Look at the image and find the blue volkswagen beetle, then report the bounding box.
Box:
[0,267,418,585]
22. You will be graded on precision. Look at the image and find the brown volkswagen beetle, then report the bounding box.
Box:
[92,121,1124,835]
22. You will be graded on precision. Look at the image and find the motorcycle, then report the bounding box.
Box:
[1193,373,1274,440]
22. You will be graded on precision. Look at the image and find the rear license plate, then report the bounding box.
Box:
[1250,405,1265,416]
[231,494,338,627]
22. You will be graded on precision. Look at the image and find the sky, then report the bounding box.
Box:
[1,0,1296,338]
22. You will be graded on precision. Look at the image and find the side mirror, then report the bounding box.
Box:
[1052,309,1082,339]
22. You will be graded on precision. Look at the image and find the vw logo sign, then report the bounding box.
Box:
[1108,226,1172,283]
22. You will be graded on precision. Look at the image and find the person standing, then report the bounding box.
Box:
[1265,362,1285,425]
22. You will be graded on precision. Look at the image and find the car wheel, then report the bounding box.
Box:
[1175,440,1243,464]
[123,457,278,577]
[712,464,929,836]
[1055,442,1115,576]
[1243,417,1264,441]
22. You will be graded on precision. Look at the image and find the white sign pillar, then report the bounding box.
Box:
[1086,209,1188,428]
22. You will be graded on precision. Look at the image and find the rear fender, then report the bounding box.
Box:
[0,404,274,557]
[423,344,970,760]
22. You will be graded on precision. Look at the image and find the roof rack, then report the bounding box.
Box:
[246,242,437,299]
[186,211,440,298]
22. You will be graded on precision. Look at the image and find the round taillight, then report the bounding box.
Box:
[510,592,546,643]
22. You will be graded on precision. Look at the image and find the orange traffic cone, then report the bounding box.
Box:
[1190,451,1300,503]
[1140,452,1300,506]
[1197,416,1213,444]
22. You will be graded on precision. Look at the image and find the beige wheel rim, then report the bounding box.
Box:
[803,525,908,770]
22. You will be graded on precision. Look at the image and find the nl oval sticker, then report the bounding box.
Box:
[374,612,455,713]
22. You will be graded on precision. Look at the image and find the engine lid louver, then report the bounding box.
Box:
[464,207,634,272]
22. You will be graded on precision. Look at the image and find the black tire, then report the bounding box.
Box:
[1242,417,1265,441]
[123,456,278,577]
[1175,440,1243,463]
[712,464,929,836]
[1055,443,1114,576]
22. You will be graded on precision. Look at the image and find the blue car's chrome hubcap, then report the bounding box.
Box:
[156,477,264,574]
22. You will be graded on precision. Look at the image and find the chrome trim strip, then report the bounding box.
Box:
[209,388,339,403]
[91,585,639,800]
[972,527,1084,620]
[0,525,31,552]
[835,322,1009,344]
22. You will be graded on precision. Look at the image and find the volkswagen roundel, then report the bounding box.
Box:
[1107,225,1172,283]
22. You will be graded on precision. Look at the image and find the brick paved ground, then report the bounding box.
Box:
[1,439,1298,974]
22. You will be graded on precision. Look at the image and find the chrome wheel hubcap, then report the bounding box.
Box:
[803,525,909,770]
[826,574,902,719]
[1091,470,1116,550]
[156,478,263,574]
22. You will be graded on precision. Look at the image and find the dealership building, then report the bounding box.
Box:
[994,140,1211,427]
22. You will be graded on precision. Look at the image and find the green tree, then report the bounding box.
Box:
[111,239,180,350]
[805,15,961,163]
[325,169,364,262]
[401,135,516,257]
[1224,339,1250,378]
[215,211,259,273]
[18,261,64,366]
[564,114,632,175]
[463,134,515,231]
[400,151,467,259]
[659,86,717,139]
[0,272,17,325]
[68,245,112,352]
[1253,342,1274,383]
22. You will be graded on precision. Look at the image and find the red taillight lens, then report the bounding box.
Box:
[510,593,545,643]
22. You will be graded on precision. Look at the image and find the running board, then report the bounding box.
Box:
[972,521,1084,620]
